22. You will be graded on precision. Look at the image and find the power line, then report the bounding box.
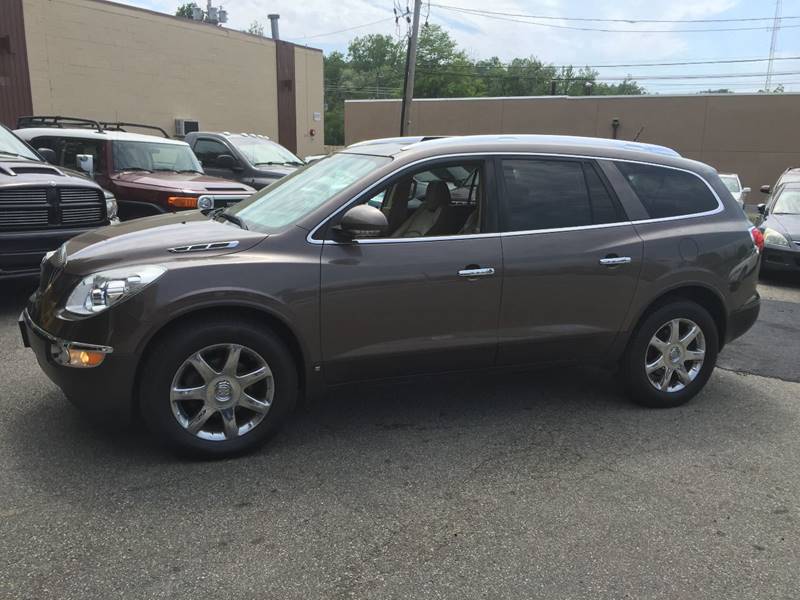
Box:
[413,68,800,81]
[432,4,800,33]
[430,2,800,24]
[293,16,395,41]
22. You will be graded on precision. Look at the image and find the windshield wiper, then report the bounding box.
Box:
[0,150,32,159]
[119,167,152,173]
[254,161,302,167]
[211,208,248,230]
[152,168,203,174]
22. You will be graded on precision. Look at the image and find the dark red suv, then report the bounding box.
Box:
[15,117,254,220]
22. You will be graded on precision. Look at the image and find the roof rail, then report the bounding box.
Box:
[99,122,170,139]
[15,116,171,138]
[16,115,103,132]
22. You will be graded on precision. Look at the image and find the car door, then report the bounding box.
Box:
[319,158,503,383]
[496,156,643,365]
[192,137,240,182]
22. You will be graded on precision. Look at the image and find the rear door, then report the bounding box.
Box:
[496,156,643,365]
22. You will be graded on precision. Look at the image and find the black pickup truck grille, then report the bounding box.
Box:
[0,186,106,230]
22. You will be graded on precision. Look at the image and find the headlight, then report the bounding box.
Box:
[763,227,790,247]
[65,265,166,316]
[104,191,118,221]
[197,195,214,210]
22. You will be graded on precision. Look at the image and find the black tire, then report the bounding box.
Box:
[623,300,719,408]
[139,317,298,458]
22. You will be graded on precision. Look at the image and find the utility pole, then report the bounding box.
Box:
[765,0,782,90]
[400,0,422,136]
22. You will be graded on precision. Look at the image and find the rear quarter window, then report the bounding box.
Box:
[615,162,719,219]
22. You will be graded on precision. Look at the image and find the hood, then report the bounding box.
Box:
[253,164,296,179]
[62,211,267,274]
[0,158,101,189]
[767,213,800,241]
[111,171,254,194]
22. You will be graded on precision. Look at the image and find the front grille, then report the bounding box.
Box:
[0,188,49,229]
[0,186,106,230]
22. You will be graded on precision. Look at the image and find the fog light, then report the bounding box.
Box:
[51,344,108,368]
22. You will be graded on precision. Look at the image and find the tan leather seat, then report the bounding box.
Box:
[392,181,451,238]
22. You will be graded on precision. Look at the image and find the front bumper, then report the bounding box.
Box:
[19,309,137,426]
[0,226,97,279]
[761,244,800,272]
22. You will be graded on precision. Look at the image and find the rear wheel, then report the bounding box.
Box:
[139,318,297,458]
[624,301,719,408]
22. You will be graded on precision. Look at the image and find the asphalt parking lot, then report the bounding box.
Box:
[1,274,799,599]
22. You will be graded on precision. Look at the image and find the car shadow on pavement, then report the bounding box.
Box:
[4,362,796,513]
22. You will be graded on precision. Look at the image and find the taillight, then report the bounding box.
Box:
[167,196,198,209]
[750,226,764,253]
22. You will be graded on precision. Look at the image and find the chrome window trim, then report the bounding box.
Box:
[306,151,725,245]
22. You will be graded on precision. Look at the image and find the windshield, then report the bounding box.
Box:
[0,126,39,161]
[719,176,740,193]
[226,153,391,232]
[228,135,302,166]
[112,140,202,172]
[773,189,800,214]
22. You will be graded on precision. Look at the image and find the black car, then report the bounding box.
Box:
[0,124,117,279]
[185,131,303,190]
[757,183,800,272]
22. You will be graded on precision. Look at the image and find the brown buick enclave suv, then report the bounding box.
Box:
[20,135,762,457]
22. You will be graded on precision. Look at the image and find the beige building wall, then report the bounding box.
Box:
[293,46,324,157]
[20,0,322,152]
[345,94,800,202]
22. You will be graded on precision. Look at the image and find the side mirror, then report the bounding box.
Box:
[741,187,751,194]
[757,203,767,215]
[37,147,57,164]
[216,154,239,170]
[760,185,771,194]
[76,154,94,178]
[337,205,388,239]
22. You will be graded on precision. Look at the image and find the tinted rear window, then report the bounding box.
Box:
[615,162,718,219]
[500,159,624,231]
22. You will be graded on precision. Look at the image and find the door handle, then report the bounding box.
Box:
[458,267,495,278]
[599,256,632,266]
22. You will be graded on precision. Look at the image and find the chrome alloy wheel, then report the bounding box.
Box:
[645,318,706,393]
[170,343,274,441]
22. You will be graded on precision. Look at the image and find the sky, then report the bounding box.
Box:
[119,0,800,94]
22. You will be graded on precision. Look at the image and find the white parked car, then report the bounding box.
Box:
[719,173,750,209]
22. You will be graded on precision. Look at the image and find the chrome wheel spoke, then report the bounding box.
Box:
[685,349,705,362]
[668,319,681,343]
[676,365,692,385]
[187,405,215,434]
[659,366,674,390]
[220,407,238,439]
[646,355,665,374]
[170,385,206,401]
[222,344,242,376]
[237,365,271,389]
[188,353,218,383]
[239,393,270,414]
[680,325,700,346]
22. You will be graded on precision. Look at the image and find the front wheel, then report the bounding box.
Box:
[623,300,719,408]
[139,317,298,458]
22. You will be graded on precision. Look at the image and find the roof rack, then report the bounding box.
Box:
[15,116,171,138]
[99,122,170,139]
[16,115,103,131]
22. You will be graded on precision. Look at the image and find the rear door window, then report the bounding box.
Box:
[499,158,624,232]
[615,162,719,219]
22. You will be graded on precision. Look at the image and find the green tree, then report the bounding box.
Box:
[175,2,198,18]
[247,21,264,36]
